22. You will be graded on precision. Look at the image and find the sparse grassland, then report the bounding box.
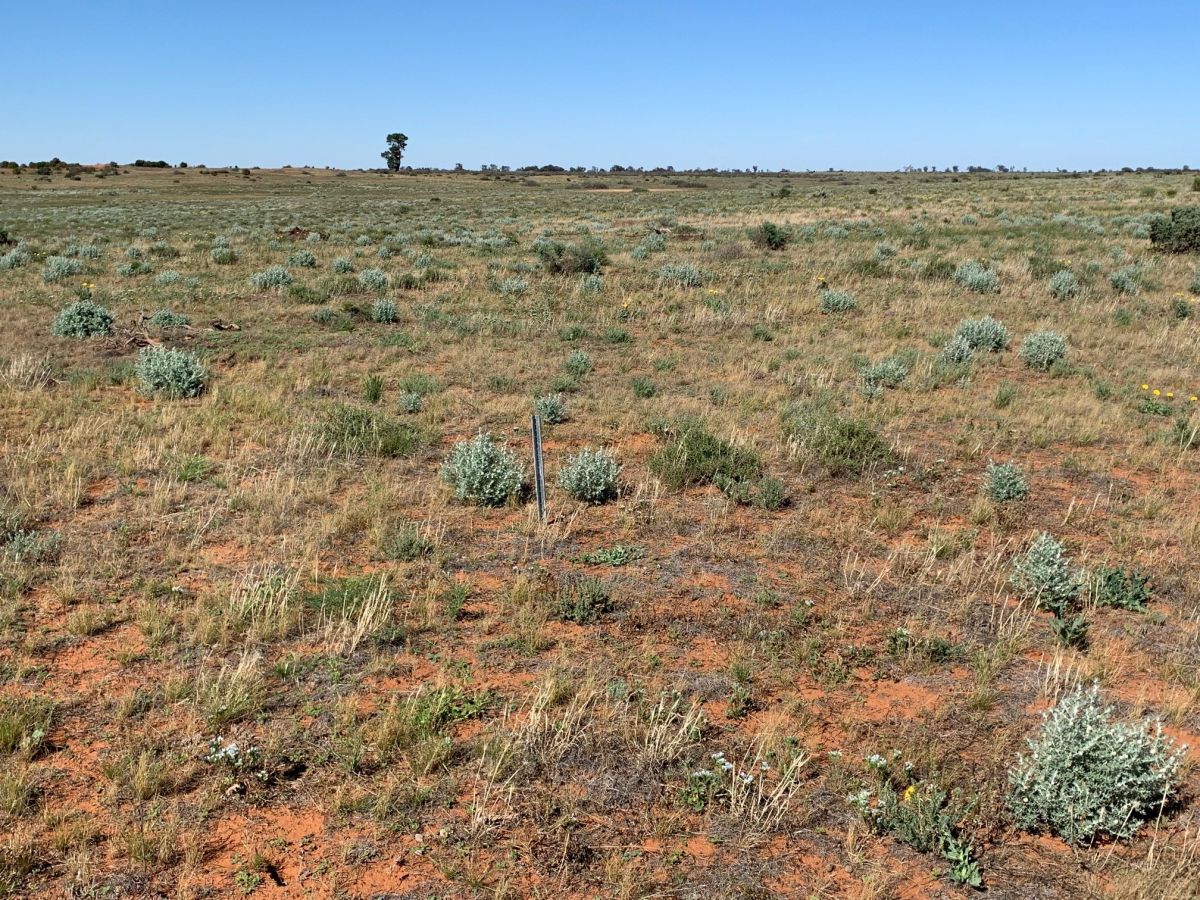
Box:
[2,164,1200,897]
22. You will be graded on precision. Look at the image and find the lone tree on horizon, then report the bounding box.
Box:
[381,133,408,172]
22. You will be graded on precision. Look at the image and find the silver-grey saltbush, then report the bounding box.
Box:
[441,433,526,506]
[1019,330,1067,371]
[557,448,620,504]
[135,346,209,398]
[52,300,114,338]
[1009,684,1184,844]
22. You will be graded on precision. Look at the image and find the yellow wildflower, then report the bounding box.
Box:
[1141,384,1149,390]
[903,784,917,802]
[1153,389,1161,396]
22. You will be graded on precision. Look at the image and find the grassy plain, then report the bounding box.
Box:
[2,164,1199,898]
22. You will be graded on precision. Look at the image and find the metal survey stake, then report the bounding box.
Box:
[531,415,546,522]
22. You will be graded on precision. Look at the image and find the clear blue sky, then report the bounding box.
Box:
[6,1,1197,171]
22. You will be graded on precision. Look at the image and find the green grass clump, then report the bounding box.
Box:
[210,246,238,265]
[0,695,55,756]
[1091,566,1151,611]
[648,419,761,490]
[378,523,433,562]
[321,404,424,457]
[1019,330,1068,371]
[441,433,525,506]
[1009,684,1184,844]
[555,575,612,624]
[51,300,114,338]
[557,448,620,504]
[782,402,892,476]
[134,347,208,398]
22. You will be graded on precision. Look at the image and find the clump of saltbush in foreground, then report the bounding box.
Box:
[42,255,84,283]
[1010,532,1080,617]
[984,461,1028,502]
[1009,684,1184,844]
[148,309,189,329]
[952,260,1000,294]
[818,289,857,314]
[441,433,526,506]
[533,393,567,424]
[657,262,709,288]
[1048,270,1079,299]
[358,268,389,291]
[1019,330,1068,371]
[370,298,397,323]
[534,237,608,275]
[953,316,1008,352]
[557,448,620,503]
[52,300,114,338]
[250,265,293,290]
[135,347,208,398]
[859,355,910,398]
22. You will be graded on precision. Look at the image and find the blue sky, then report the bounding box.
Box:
[6,1,1197,171]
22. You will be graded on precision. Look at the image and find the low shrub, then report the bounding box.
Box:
[148,309,189,328]
[1048,270,1080,299]
[41,255,84,283]
[51,300,114,338]
[533,393,567,424]
[649,419,761,490]
[1010,532,1080,617]
[782,402,892,476]
[953,315,1009,352]
[358,268,389,291]
[370,298,397,323]
[749,221,791,250]
[1148,206,1200,253]
[535,237,607,275]
[1019,330,1068,371]
[250,265,293,290]
[818,289,857,314]
[984,461,1028,502]
[953,260,1001,293]
[657,262,710,288]
[320,404,424,457]
[1009,684,1184,844]
[134,346,209,398]
[557,448,620,503]
[441,433,526,506]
